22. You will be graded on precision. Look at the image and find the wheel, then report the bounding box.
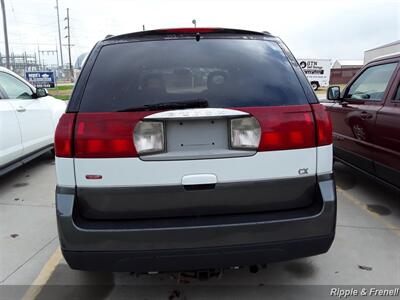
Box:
[311,82,319,91]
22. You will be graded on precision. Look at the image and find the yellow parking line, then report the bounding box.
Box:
[337,187,400,238]
[17,187,398,300]
[21,247,62,300]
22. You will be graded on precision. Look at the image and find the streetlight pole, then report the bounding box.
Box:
[1,0,10,69]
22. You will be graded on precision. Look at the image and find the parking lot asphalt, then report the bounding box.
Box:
[1,153,399,299]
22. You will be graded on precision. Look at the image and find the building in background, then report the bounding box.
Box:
[330,59,363,85]
[364,40,400,64]
[331,60,363,69]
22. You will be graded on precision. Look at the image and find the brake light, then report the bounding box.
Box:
[311,104,333,146]
[74,112,149,158]
[238,105,316,151]
[54,113,76,157]
[158,28,219,34]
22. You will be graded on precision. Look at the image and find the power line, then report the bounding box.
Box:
[0,41,61,45]
[38,48,59,67]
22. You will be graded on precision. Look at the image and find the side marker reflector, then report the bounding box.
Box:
[85,175,103,180]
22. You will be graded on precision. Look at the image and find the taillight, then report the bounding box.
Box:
[311,104,333,146]
[239,105,316,151]
[74,113,149,158]
[133,121,165,154]
[54,113,76,157]
[230,117,261,150]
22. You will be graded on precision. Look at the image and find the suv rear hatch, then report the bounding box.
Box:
[56,29,331,220]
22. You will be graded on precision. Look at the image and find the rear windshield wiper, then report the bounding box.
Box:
[118,99,209,112]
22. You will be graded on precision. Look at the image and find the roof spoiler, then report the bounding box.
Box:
[104,28,272,41]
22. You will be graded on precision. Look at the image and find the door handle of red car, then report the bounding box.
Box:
[360,111,373,119]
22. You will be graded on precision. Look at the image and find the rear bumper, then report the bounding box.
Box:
[62,235,334,272]
[56,174,336,272]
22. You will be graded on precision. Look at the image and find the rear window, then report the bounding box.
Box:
[79,38,307,112]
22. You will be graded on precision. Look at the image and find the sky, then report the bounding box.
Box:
[0,0,399,66]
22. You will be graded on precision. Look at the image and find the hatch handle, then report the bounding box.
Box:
[182,174,217,186]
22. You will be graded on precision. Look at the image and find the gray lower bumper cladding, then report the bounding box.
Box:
[56,174,336,272]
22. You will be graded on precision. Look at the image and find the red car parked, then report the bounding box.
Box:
[325,53,400,189]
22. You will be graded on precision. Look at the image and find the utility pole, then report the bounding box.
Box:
[55,0,63,68]
[64,8,73,81]
[37,44,41,69]
[1,0,10,69]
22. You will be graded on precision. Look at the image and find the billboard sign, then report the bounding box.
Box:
[25,71,55,88]
[297,59,331,88]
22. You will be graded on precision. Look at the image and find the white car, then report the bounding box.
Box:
[0,67,66,175]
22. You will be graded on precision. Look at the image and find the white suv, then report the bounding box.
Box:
[55,28,336,272]
[0,67,66,175]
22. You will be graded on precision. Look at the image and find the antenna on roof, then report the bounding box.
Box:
[104,34,114,39]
